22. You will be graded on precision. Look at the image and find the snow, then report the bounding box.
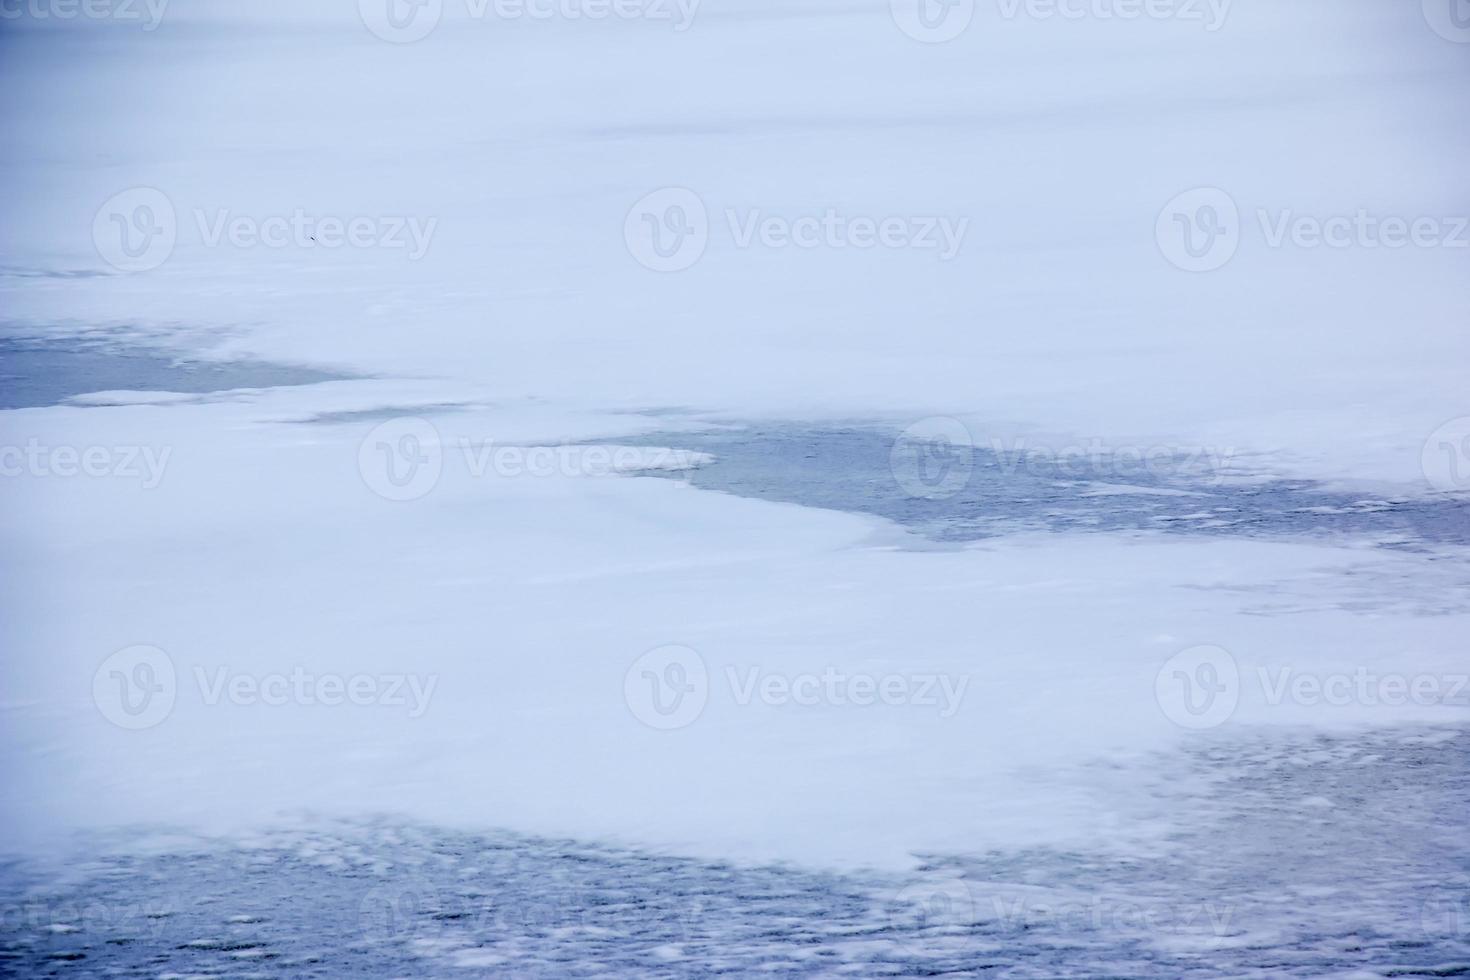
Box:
[2,0,1467,485]
[2,385,1467,870]
[0,0,1466,961]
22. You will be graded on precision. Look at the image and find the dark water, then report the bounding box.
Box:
[0,337,344,409]
[2,728,1465,978]
[619,423,1470,549]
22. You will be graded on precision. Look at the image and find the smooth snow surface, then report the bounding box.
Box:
[2,0,1468,484]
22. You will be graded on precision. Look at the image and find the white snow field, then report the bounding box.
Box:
[1,0,1468,975]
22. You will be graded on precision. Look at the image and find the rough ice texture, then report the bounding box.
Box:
[3,728,1466,977]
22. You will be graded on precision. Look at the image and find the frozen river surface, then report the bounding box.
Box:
[621,422,1470,550]
[4,727,1466,978]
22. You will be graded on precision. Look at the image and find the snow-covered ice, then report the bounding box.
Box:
[1,0,1467,975]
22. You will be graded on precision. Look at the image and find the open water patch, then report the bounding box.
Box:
[615,422,1470,549]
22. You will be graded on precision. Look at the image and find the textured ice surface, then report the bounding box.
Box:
[2,3,1466,972]
[2,727,1465,978]
[619,422,1470,549]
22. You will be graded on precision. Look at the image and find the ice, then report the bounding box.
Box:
[2,734,1465,979]
[1,0,1466,973]
[2,0,1466,484]
[2,387,1467,870]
